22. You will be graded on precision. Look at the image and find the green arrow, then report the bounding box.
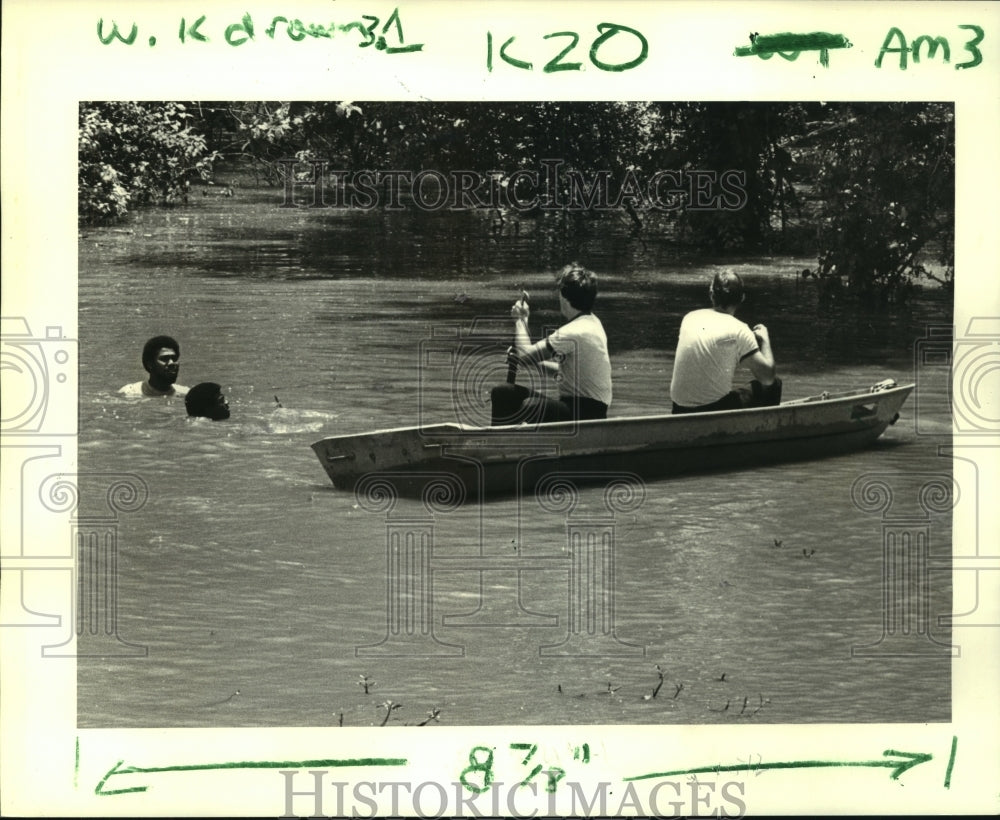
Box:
[624,749,932,783]
[96,756,408,796]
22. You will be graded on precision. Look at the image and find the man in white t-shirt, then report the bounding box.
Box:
[491,263,612,425]
[118,335,190,398]
[670,270,780,413]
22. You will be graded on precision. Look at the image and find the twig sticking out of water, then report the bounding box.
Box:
[336,711,344,727]
[358,674,376,694]
[711,694,770,718]
[642,665,665,701]
[204,689,241,707]
[557,683,586,698]
[673,683,684,700]
[417,708,441,726]
[379,700,402,727]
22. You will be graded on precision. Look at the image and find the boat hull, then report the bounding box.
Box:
[311,382,914,499]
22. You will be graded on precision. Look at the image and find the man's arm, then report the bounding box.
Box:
[512,301,559,376]
[746,323,776,384]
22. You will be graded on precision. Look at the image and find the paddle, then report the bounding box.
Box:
[506,287,529,384]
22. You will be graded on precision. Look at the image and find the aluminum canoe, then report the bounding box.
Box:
[311,381,914,498]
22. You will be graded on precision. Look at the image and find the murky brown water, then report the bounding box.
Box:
[76,191,952,727]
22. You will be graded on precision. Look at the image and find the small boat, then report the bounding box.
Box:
[311,380,914,499]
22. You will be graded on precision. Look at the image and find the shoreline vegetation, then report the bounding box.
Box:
[79,101,954,303]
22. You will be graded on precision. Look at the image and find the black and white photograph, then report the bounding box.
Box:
[2,2,998,817]
[74,99,956,731]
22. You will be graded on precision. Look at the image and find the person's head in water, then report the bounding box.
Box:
[141,335,182,391]
[185,382,230,420]
[709,270,745,312]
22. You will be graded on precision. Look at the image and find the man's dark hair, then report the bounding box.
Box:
[710,270,745,309]
[142,335,180,369]
[185,382,226,419]
[556,262,598,313]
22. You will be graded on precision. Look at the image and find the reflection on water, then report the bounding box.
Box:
[77,192,952,727]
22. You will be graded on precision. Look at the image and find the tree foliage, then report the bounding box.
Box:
[663,102,815,251]
[225,101,659,189]
[811,103,954,300]
[78,102,218,224]
[78,100,954,301]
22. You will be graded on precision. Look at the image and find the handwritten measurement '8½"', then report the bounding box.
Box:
[487,24,649,73]
[460,743,592,794]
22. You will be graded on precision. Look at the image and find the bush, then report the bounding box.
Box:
[79,102,219,224]
[812,103,954,301]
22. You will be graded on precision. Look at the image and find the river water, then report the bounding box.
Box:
[77,189,953,728]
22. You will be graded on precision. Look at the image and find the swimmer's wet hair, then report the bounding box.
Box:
[185,382,222,417]
[142,335,180,369]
